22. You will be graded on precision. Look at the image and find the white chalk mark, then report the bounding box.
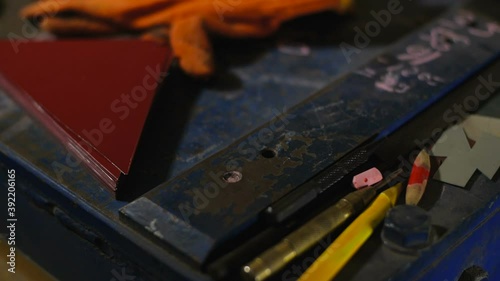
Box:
[237,72,325,89]
[278,43,311,56]
[145,219,164,239]
[312,101,345,113]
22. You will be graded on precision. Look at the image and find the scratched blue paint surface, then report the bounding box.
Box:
[139,10,500,262]
[167,1,450,177]
[0,0,486,242]
[3,0,500,280]
[0,0,456,194]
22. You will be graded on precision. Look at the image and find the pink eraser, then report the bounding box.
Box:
[352,167,383,189]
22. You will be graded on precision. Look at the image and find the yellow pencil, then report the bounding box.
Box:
[298,183,403,281]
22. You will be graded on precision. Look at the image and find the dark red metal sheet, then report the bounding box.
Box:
[0,39,172,190]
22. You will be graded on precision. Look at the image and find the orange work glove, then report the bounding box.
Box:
[21,0,352,77]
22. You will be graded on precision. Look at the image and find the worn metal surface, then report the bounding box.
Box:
[0,0,499,281]
[122,6,500,264]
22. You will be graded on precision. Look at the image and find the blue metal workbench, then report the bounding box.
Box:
[0,0,499,280]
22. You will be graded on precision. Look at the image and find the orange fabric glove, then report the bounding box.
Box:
[21,0,352,77]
